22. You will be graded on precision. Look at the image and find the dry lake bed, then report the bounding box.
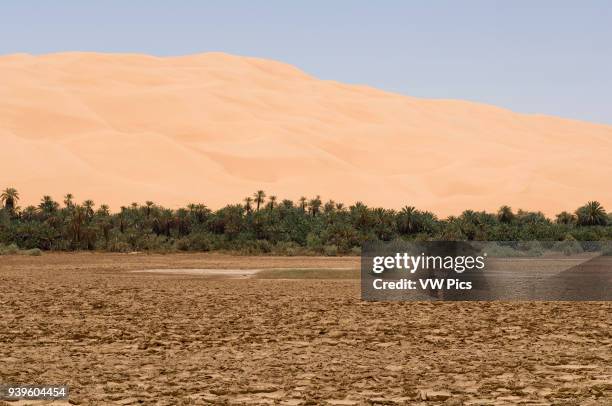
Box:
[0,253,610,405]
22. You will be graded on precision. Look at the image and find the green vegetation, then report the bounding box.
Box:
[0,243,42,256]
[1,187,611,254]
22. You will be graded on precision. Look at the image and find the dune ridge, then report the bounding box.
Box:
[1,52,611,215]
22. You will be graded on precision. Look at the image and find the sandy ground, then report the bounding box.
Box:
[0,253,610,405]
[2,52,612,215]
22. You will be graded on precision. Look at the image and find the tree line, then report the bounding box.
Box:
[1,187,611,255]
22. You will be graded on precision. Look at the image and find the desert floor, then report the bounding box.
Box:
[0,253,610,405]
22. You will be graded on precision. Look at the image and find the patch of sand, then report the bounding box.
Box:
[132,267,356,279]
[132,268,261,277]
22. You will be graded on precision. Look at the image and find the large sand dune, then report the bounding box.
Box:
[1,52,611,215]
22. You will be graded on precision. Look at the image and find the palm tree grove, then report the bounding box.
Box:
[1,187,611,254]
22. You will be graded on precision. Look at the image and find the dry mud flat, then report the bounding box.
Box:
[0,253,610,405]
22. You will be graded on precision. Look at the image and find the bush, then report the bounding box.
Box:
[0,244,42,256]
[175,237,190,251]
[255,239,273,254]
[0,243,19,255]
[173,233,214,252]
[323,244,338,256]
[556,235,584,256]
[108,240,132,253]
[188,233,213,251]
[350,246,362,256]
[517,241,544,256]
[306,232,323,252]
[273,241,303,256]
[21,248,43,256]
[485,242,544,257]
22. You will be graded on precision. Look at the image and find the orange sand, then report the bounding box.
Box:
[1,52,610,215]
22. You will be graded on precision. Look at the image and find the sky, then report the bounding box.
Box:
[1,1,611,124]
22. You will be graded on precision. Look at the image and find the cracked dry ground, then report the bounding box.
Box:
[0,253,611,405]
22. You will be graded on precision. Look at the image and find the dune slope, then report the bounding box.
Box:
[1,52,611,215]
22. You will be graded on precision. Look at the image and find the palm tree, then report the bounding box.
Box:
[69,205,86,246]
[350,202,371,228]
[176,208,191,236]
[576,201,607,226]
[160,209,175,237]
[82,226,98,251]
[191,204,210,224]
[555,211,576,225]
[268,195,277,210]
[83,200,95,220]
[151,209,175,237]
[119,206,127,233]
[20,206,38,221]
[1,187,19,211]
[97,216,112,249]
[372,207,396,241]
[145,201,155,218]
[97,204,110,216]
[516,209,549,225]
[309,196,322,217]
[497,205,515,224]
[63,193,74,208]
[324,200,336,214]
[253,190,266,211]
[244,197,253,213]
[397,206,417,234]
[299,197,307,212]
[38,195,59,214]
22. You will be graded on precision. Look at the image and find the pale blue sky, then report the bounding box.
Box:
[1,1,611,124]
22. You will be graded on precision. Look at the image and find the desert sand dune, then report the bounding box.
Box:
[1,52,611,215]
